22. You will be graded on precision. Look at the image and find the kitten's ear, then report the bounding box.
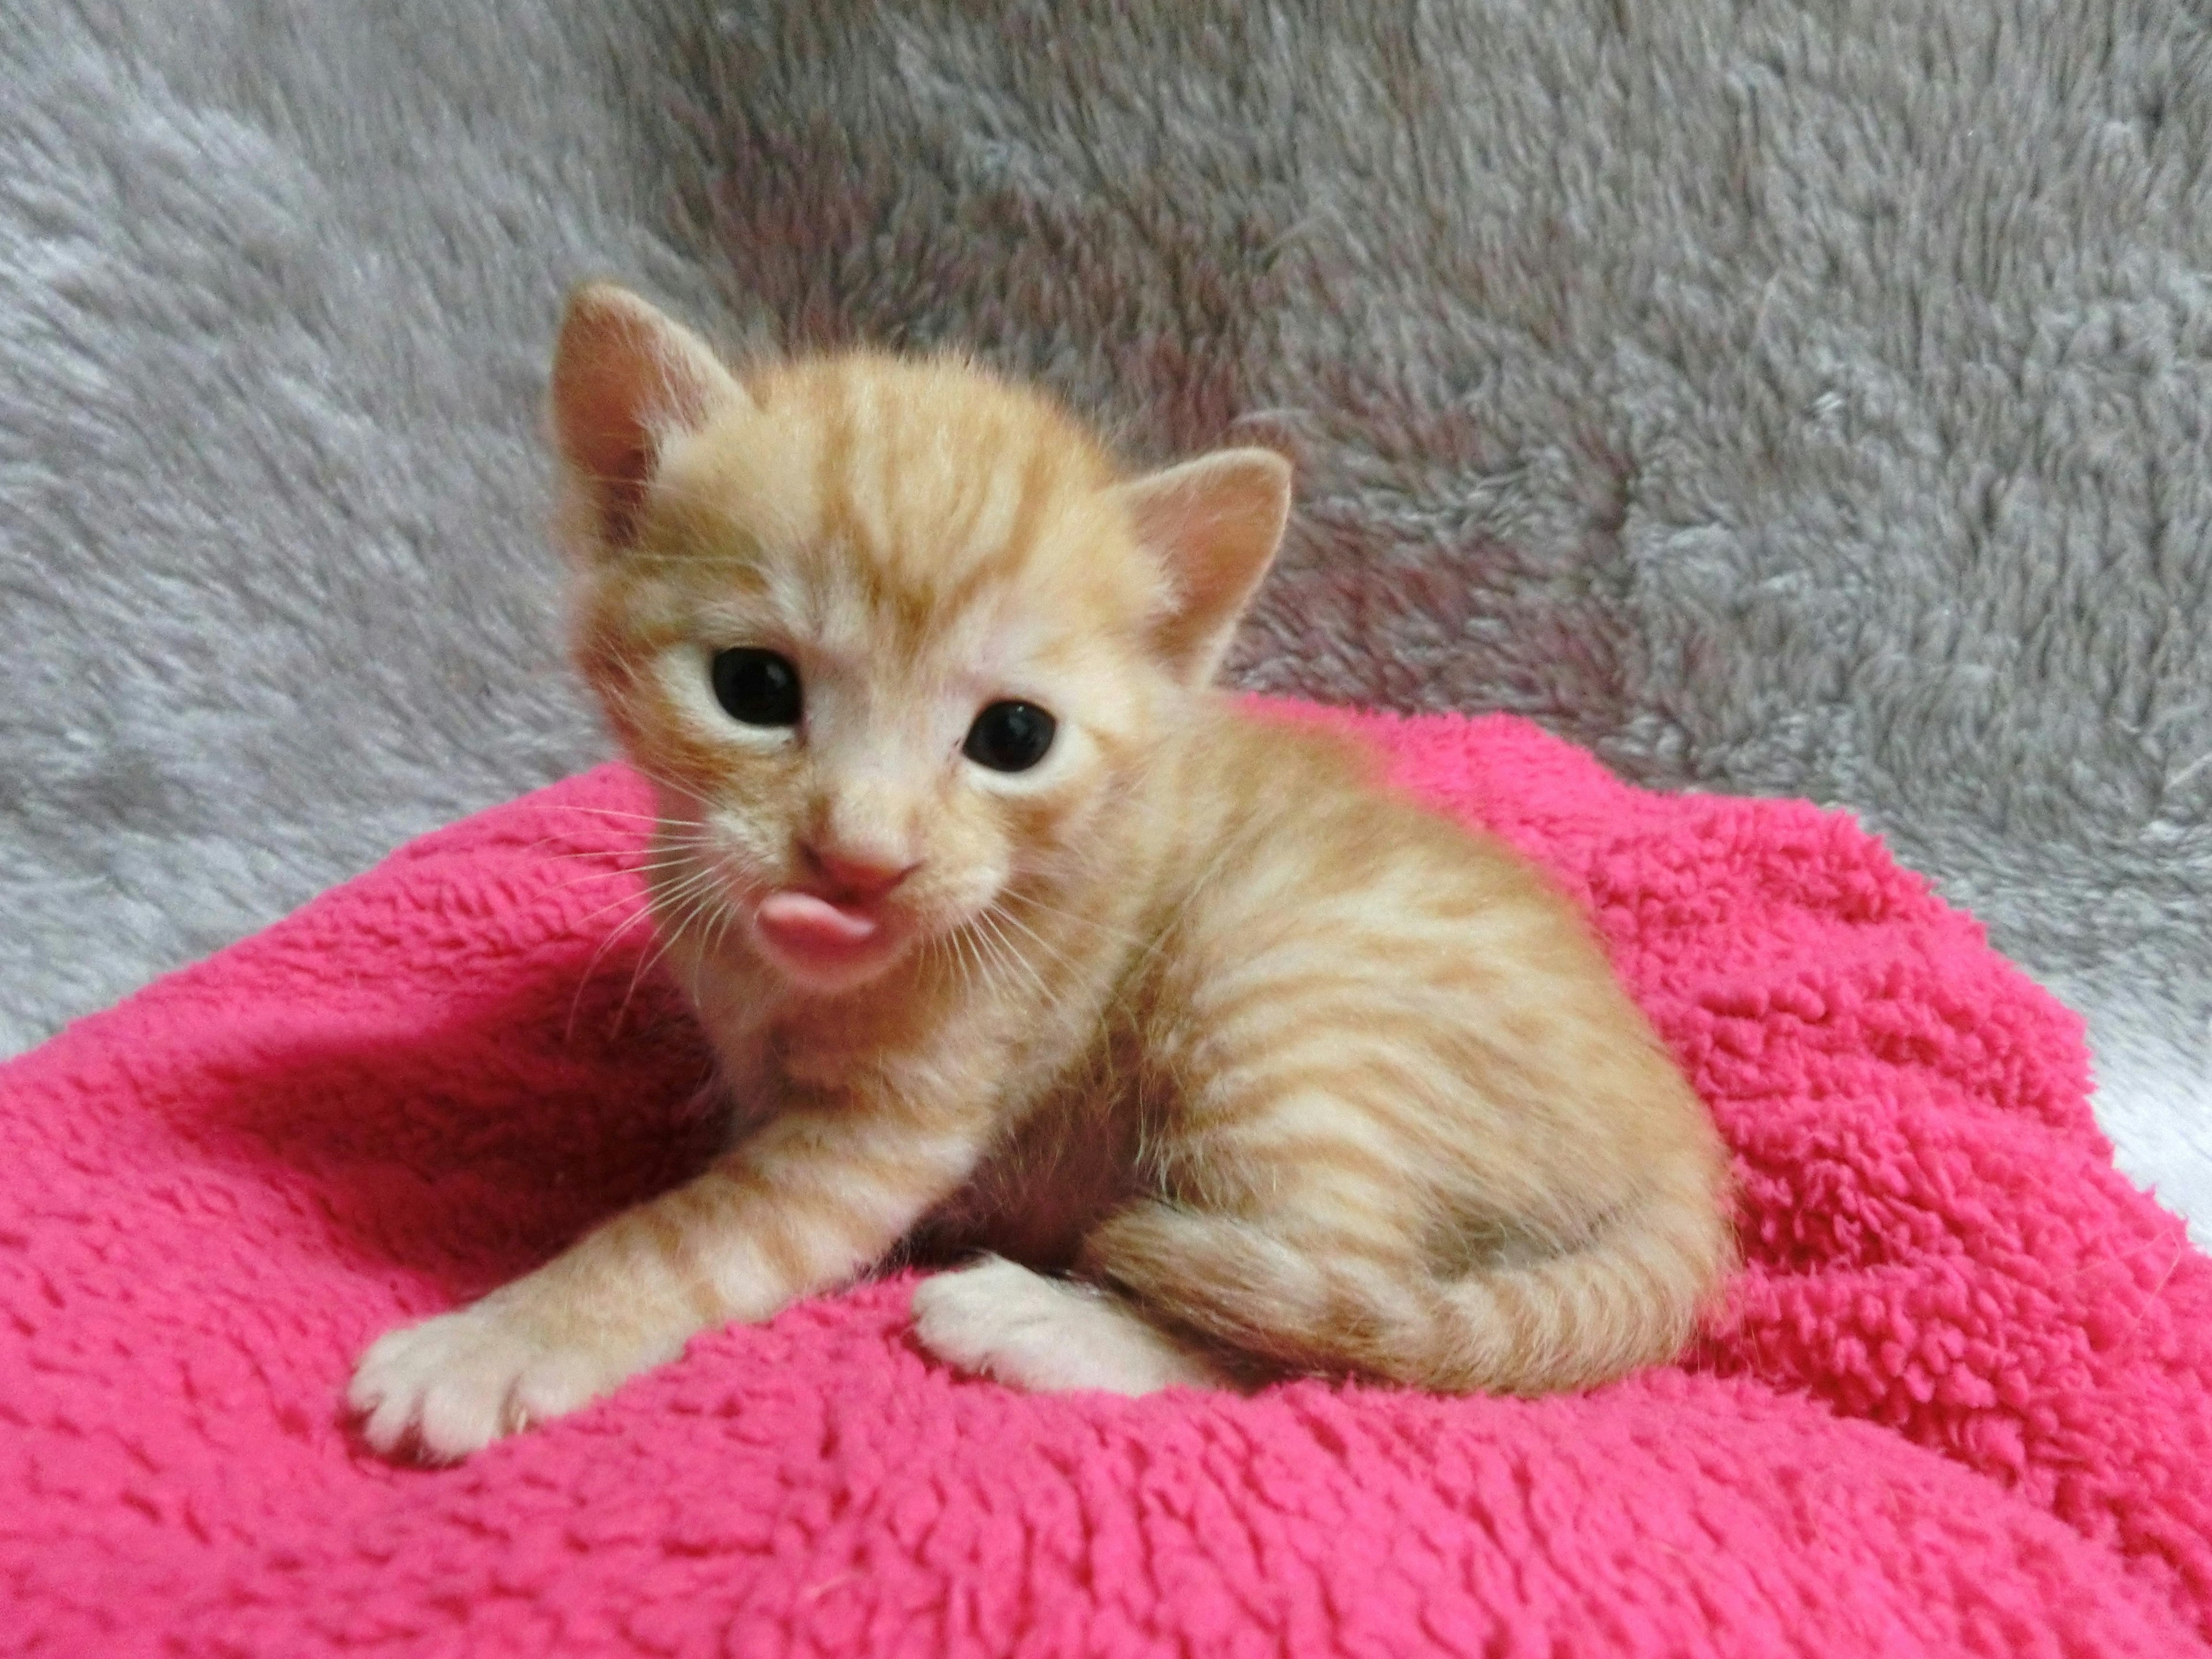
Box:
[549,283,748,550]
[1115,449,1293,685]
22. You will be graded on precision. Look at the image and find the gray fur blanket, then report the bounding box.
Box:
[4,1,2206,1232]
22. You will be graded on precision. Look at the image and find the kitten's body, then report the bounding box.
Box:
[350,288,1733,1460]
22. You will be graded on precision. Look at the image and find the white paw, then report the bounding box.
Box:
[911,1256,1222,1396]
[348,1291,670,1462]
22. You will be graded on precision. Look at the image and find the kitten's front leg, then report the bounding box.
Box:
[349,1103,982,1461]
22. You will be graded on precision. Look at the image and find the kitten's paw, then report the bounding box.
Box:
[348,1294,665,1462]
[912,1256,1223,1396]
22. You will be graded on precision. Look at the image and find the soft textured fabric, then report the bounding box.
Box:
[4,707,2206,1657]
[4,0,2208,1241]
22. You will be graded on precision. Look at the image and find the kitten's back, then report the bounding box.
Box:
[1090,703,1733,1392]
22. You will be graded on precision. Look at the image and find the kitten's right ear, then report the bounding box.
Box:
[1115,448,1293,687]
[549,283,748,551]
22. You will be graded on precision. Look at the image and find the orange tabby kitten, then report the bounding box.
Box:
[349,285,1733,1461]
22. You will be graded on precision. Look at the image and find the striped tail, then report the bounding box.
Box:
[1086,1180,1734,1394]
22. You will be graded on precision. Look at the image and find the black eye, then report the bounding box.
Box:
[963,700,1056,773]
[710,648,802,728]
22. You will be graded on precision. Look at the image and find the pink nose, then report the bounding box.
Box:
[801,844,918,902]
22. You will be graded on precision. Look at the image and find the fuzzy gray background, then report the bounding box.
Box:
[5,1,2207,1232]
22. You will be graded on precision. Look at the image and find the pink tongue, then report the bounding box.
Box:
[756,891,881,950]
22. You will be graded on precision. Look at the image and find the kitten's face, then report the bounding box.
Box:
[578,361,1167,991]
[551,288,1290,997]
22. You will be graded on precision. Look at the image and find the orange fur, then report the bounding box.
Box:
[348,285,1733,1460]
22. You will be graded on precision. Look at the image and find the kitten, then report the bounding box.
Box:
[349,285,1734,1461]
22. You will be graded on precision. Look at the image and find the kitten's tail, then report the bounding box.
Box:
[1089,1176,1734,1395]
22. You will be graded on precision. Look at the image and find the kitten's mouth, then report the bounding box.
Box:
[750,889,901,983]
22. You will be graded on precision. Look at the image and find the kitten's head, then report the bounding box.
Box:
[550,284,1290,995]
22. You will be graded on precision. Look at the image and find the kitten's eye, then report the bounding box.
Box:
[963,700,1057,773]
[710,647,802,728]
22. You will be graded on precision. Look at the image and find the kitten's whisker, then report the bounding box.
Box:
[529,851,717,889]
[627,767,728,819]
[962,919,1003,1001]
[539,858,708,896]
[633,863,728,932]
[998,891,1134,940]
[948,920,984,996]
[521,821,715,859]
[973,935,1013,1004]
[572,877,687,931]
[561,859,723,985]
[548,805,680,824]
[940,926,967,992]
[972,908,1051,1010]
[615,919,696,1034]
[520,832,626,859]
[541,869,638,894]
[564,902,658,1046]
[569,890,652,931]
[609,859,732,1023]
[999,894,1149,983]
[995,893,1162,1020]
[709,895,745,960]
[530,840,720,869]
[547,847,715,879]
[977,907,1056,1006]
[986,901,1094,985]
[524,844,636,866]
[620,882,730,1033]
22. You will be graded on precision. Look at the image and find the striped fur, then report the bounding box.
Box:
[349,286,1733,1460]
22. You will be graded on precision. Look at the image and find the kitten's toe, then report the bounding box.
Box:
[348,1300,634,1462]
[912,1256,1222,1396]
[351,1312,501,1460]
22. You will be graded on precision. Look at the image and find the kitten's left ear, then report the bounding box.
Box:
[1115,448,1293,685]
[550,282,749,551]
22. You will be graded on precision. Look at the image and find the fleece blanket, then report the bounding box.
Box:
[6,707,2209,1656]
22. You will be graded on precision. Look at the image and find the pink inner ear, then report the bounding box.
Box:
[1118,449,1293,681]
[588,437,653,548]
[549,287,736,551]
[551,319,665,547]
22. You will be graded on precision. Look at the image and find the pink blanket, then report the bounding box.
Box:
[6,706,2209,1657]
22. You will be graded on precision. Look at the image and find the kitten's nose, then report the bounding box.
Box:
[800,843,919,902]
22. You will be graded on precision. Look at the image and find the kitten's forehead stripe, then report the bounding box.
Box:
[956,442,1018,567]
[751,361,1107,674]
[816,367,866,573]
[931,441,1062,638]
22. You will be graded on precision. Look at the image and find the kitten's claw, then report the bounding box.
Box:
[348,1295,661,1462]
[912,1256,1224,1396]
